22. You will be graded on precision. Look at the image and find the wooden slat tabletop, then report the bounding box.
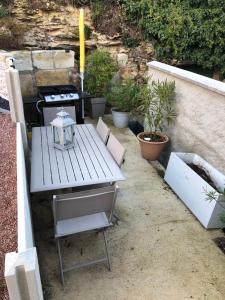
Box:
[30,124,125,192]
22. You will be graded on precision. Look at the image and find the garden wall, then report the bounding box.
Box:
[0,49,75,97]
[148,61,225,173]
[4,123,43,300]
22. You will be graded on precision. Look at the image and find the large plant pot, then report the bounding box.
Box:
[164,152,225,229]
[87,97,106,119]
[112,108,129,128]
[137,132,169,161]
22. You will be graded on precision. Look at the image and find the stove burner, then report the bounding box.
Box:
[44,93,79,102]
[38,85,80,103]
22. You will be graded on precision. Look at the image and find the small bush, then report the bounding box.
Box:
[85,50,118,97]
[84,25,92,39]
[121,32,141,48]
[0,5,9,17]
[107,80,142,113]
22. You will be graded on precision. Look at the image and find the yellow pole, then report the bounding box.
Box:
[79,8,85,119]
[79,8,85,76]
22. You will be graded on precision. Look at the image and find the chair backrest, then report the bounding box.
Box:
[107,133,126,167]
[53,185,118,225]
[96,117,110,144]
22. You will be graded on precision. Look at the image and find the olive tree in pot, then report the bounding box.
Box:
[107,80,141,128]
[85,50,118,118]
[137,79,176,161]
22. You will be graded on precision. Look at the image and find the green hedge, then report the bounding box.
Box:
[122,0,225,75]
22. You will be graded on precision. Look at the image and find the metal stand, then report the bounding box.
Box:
[80,72,84,119]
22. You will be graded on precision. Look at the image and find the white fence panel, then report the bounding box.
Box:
[17,122,33,251]
[5,123,43,300]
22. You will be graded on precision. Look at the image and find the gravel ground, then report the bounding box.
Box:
[0,114,17,300]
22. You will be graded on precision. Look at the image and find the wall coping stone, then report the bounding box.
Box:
[147,61,225,96]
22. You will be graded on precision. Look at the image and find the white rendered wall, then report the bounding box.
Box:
[148,61,225,173]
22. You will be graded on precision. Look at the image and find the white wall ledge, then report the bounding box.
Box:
[147,61,225,96]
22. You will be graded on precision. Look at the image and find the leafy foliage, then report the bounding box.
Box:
[91,0,122,36]
[107,80,142,113]
[205,187,225,225]
[122,0,225,74]
[205,188,225,202]
[84,25,92,39]
[0,5,8,17]
[121,32,141,48]
[85,50,118,97]
[138,79,176,134]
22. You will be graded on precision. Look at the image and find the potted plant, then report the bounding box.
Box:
[164,152,225,229]
[137,79,176,160]
[85,50,118,118]
[107,80,142,128]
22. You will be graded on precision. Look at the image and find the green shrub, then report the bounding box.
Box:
[91,0,106,25]
[138,79,176,135]
[122,0,225,75]
[107,80,142,113]
[121,32,141,48]
[85,50,118,97]
[0,5,9,17]
[84,25,92,39]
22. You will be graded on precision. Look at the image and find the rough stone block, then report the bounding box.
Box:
[53,50,75,68]
[32,50,54,70]
[119,64,138,80]
[117,53,128,68]
[11,51,33,71]
[35,69,70,86]
[19,73,35,97]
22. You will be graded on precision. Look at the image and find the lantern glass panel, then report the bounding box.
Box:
[53,127,60,144]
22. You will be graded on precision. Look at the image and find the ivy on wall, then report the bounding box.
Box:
[122,0,225,75]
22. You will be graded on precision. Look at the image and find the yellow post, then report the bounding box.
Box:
[79,8,85,118]
[79,8,85,75]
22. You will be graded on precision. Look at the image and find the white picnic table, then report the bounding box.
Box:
[30,124,125,193]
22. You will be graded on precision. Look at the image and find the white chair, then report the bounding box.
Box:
[107,133,126,167]
[96,117,110,144]
[53,185,118,285]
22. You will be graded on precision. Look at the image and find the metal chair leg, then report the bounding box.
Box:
[57,239,65,285]
[113,213,120,224]
[103,230,111,271]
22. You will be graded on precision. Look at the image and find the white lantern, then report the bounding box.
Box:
[51,108,76,150]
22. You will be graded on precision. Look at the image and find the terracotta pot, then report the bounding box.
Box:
[137,132,169,161]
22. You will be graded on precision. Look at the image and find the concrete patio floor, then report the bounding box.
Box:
[32,117,225,300]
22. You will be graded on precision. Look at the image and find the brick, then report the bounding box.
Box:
[19,73,35,97]
[53,50,74,68]
[32,50,54,70]
[11,51,33,71]
[35,69,70,86]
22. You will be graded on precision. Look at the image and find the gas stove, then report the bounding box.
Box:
[35,85,91,125]
[38,85,80,103]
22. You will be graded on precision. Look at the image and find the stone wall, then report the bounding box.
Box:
[148,61,225,173]
[0,0,155,83]
[6,49,75,97]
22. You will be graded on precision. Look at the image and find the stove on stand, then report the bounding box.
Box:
[36,85,91,125]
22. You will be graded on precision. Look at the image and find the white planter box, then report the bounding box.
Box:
[164,152,225,229]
